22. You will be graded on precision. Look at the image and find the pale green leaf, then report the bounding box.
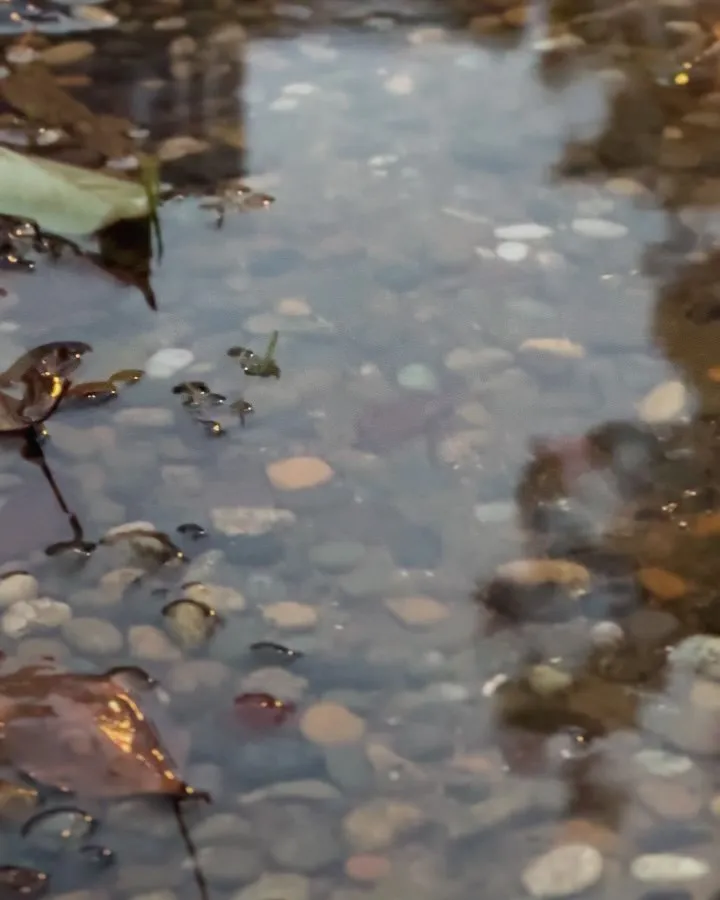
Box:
[0,147,149,236]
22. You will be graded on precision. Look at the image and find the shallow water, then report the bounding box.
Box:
[2,1,720,899]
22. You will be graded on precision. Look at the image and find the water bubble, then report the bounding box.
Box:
[22,807,95,850]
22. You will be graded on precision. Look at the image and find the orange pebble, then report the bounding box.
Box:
[345,854,391,882]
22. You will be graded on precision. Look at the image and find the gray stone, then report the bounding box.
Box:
[397,363,438,392]
[239,779,341,804]
[128,625,181,661]
[261,804,342,871]
[323,743,375,793]
[238,667,308,701]
[634,749,693,778]
[670,634,720,680]
[2,598,71,637]
[63,617,123,655]
[309,541,367,573]
[211,506,296,536]
[232,874,309,900]
[193,844,263,885]
[192,813,254,844]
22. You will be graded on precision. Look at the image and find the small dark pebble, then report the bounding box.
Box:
[177,523,207,541]
[249,641,303,665]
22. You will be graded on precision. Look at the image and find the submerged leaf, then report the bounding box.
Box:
[0,148,149,236]
[0,662,195,798]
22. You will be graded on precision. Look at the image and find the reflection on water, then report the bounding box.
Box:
[3,0,720,897]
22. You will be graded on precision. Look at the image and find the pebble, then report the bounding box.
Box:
[343,800,425,852]
[300,702,365,745]
[73,6,118,26]
[263,601,318,631]
[590,621,625,649]
[384,73,414,94]
[232,873,310,900]
[266,457,334,491]
[473,501,515,523]
[5,45,38,64]
[495,558,590,591]
[266,804,342,872]
[210,506,295,536]
[157,137,209,162]
[630,854,709,882]
[528,664,573,696]
[239,667,308,702]
[522,844,604,898]
[494,223,552,241]
[63,617,123,655]
[193,845,262,885]
[114,408,174,427]
[636,779,702,820]
[2,599,71,637]
[396,363,438,392]
[670,634,720,680]
[183,582,246,612]
[0,574,38,608]
[495,241,528,262]
[154,16,185,30]
[145,348,194,379]
[282,82,316,95]
[277,297,311,316]
[634,749,693,778]
[638,567,688,601]
[518,338,585,375]
[309,541,366,573]
[384,596,449,628]
[638,380,687,423]
[167,660,228,694]
[239,779,340,804]
[605,177,647,196]
[42,41,95,65]
[128,625,181,661]
[345,855,391,882]
[444,347,513,373]
[533,33,585,51]
[407,26,446,44]
[571,218,628,238]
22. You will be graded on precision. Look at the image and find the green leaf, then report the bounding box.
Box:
[0,147,149,236]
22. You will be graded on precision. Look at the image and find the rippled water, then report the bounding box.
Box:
[1,1,720,898]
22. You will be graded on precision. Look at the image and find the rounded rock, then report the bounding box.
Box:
[384,596,449,628]
[345,854,391,882]
[300,702,365,746]
[630,854,709,882]
[266,457,334,491]
[63,617,123,655]
[522,844,604,898]
[0,574,38,608]
[262,601,318,631]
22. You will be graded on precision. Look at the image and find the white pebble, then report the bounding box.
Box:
[3,598,71,638]
[519,337,585,359]
[6,46,38,64]
[145,348,194,379]
[523,844,604,898]
[407,26,446,44]
[571,218,628,239]
[384,73,414,95]
[72,5,118,25]
[0,573,38,608]
[282,82,316,95]
[638,380,687,423]
[270,97,299,111]
[35,129,64,147]
[494,223,552,241]
[482,673,508,696]
[591,620,624,649]
[496,241,529,262]
[533,33,584,52]
[106,155,139,171]
[634,749,693,778]
[631,855,709,882]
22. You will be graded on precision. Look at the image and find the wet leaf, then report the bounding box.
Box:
[109,369,144,385]
[0,866,48,899]
[0,147,149,236]
[99,528,186,565]
[0,661,196,799]
[230,397,253,424]
[233,693,295,731]
[21,807,95,849]
[162,598,218,649]
[228,331,280,378]
[64,381,117,404]
[0,779,38,821]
